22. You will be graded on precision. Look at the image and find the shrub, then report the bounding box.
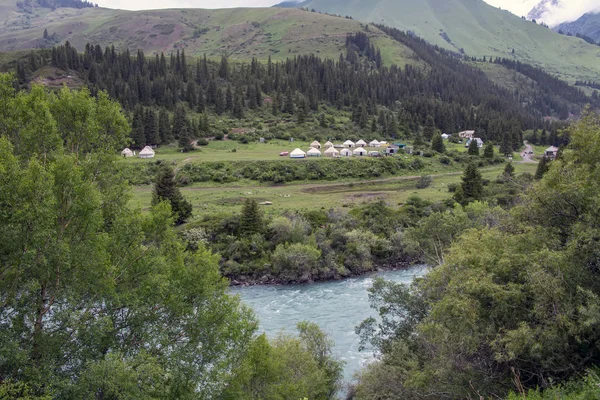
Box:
[416,175,433,189]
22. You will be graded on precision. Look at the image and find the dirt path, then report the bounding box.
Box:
[520,141,537,163]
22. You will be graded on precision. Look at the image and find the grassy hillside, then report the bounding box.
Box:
[0,1,418,66]
[299,0,600,82]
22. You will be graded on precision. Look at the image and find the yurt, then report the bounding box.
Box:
[356,139,367,148]
[121,148,134,157]
[353,147,368,156]
[369,140,380,148]
[307,147,322,157]
[343,140,355,148]
[324,141,334,149]
[324,147,340,158]
[340,148,353,157]
[290,148,307,159]
[139,146,155,159]
[310,140,321,149]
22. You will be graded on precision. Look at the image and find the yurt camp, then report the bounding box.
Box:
[324,141,334,149]
[307,148,322,157]
[353,147,368,156]
[121,148,134,157]
[369,140,380,148]
[340,148,353,157]
[343,140,355,148]
[356,139,367,148]
[324,147,340,158]
[290,148,307,159]
[138,146,155,159]
[310,141,321,149]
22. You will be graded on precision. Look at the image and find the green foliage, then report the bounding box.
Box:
[0,77,257,398]
[415,175,432,189]
[456,162,483,204]
[484,142,494,158]
[430,133,445,153]
[152,164,193,224]
[240,198,264,236]
[534,156,549,180]
[467,138,479,155]
[503,161,515,179]
[272,243,321,283]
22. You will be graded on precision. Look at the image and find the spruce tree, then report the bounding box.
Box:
[459,162,483,204]
[233,90,245,119]
[503,162,515,180]
[172,105,187,139]
[320,113,327,128]
[178,125,194,153]
[424,115,435,141]
[152,165,192,225]
[500,134,512,156]
[215,88,225,115]
[431,133,445,153]
[535,156,550,180]
[131,106,146,148]
[158,109,171,144]
[240,198,263,236]
[483,142,494,158]
[284,89,295,114]
[468,139,479,156]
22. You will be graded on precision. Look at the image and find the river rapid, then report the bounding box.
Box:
[232,266,428,387]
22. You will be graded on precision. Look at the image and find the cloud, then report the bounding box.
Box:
[483,0,600,25]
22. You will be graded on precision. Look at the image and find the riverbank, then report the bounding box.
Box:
[227,259,419,286]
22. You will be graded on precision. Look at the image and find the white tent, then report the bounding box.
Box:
[441,133,450,140]
[307,147,322,157]
[138,146,155,159]
[290,148,307,158]
[369,140,380,148]
[343,140,355,148]
[324,141,334,149]
[356,139,367,148]
[121,148,134,157]
[340,148,353,157]
[353,147,368,156]
[310,140,321,149]
[324,147,340,158]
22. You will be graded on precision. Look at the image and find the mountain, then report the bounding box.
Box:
[297,0,600,82]
[0,0,418,66]
[527,0,560,22]
[556,12,600,42]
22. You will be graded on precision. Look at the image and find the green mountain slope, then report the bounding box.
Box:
[0,1,417,66]
[299,0,600,82]
[556,12,600,43]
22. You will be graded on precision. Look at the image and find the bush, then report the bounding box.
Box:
[272,243,321,282]
[196,138,209,146]
[447,182,458,193]
[416,175,433,189]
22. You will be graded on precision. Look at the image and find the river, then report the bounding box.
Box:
[232,266,428,387]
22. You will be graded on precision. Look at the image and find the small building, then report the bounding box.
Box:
[324,147,340,158]
[307,147,322,157]
[356,139,367,148]
[310,140,321,149]
[324,141,334,149]
[385,145,400,155]
[343,140,356,148]
[369,151,382,157]
[139,146,155,159]
[121,148,134,157]
[340,148,353,157]
[259,137,265,143]
[290,148,307,159]
[465,138,484,148]
[441,133,450,140]
[459,130,475,139]
[393,142,407,149]
[369,140,381,148]
[545,146,559,159]
[353,147,368,156]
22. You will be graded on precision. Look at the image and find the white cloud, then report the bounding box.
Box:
[482,0,600,25]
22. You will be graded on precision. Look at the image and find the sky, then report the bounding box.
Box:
[95,0,600,26]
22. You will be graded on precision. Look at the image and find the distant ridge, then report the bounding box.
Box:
[272,0,308,8]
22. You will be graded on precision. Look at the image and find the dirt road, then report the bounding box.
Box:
[521,142,536,163]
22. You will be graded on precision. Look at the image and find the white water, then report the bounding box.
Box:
[232,266,428,386]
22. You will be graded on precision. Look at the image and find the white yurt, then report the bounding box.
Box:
[138,146,155,159]
[310,140,321,149]
[290,148,307,159]
[356,139,367,148]
[324,147,340,158]
[307,147,322,157]
[369,140,380,148]
[353,147,368,156]
[340,148,353,157]
[324,141,334,149]
[343,140,355,148]
[121,148,134,157]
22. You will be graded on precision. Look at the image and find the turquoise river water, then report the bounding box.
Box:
[232,266,428,387]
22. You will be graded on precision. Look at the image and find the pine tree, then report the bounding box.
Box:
[233,94,245,120]
[144,109,159,145]
[225,86,233,112]
[468,139,479,156]
[320,113,328,129]
[535,156,550,180]
[219,56,229,80]
[483,142,494,158]
[172,105,187,139]
[152,165,193,225]
[297,98,307,125]
[503,162,515,180]
[158,109,171,144]
[458,163,483,204]
[240,198,263,236]
[215,88,225,115]
[500,133,512,156]
[431,133,445,153]
[424,115,436,141]
[178,125,194,153]
[131,106,146,148]
[284,89,295,114]
[43,28,49,40]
